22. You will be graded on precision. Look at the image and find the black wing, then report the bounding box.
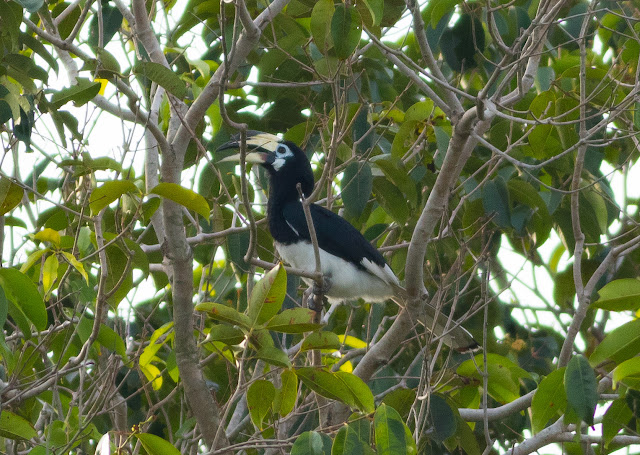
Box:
[280,201,387,270]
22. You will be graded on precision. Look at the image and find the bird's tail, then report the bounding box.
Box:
[391,287,480,353]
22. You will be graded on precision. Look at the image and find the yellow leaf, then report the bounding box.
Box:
[42,254,59,298]
[337,334,367,349]
[95,78,109,95]
[33,228,61,247]
[20,249,47,274]
[61,251,89,284]
[140,363,163,391]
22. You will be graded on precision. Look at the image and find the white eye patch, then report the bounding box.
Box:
[272,144,294,171]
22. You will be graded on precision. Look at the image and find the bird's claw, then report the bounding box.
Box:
[307,276,331,312]
[313,276,332,296]
[307,293,324,313]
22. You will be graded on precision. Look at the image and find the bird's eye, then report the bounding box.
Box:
[276,145,289,156]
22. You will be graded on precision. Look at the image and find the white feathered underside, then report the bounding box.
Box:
[276,242,479,352]
[275,241,397,303]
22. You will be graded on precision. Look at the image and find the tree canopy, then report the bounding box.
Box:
[1,0,640,453]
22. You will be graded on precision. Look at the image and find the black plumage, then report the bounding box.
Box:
[218,131,478,352]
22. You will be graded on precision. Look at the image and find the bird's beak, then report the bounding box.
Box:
[217,131,281,165]
[218,151,269,164]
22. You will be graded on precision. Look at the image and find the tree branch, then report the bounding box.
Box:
[171,0,291,157]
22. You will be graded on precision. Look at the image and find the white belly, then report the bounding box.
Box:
[276,241,396,303]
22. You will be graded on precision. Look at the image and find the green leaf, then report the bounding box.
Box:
[531,368,567,433]
[20,32,58,73]
[226,230,250,271]
[507,179,552,246]
[97,324,128,361]
[265,308,323,333]
[87,4,123,48]
[381,388,416,419]
[0,1,20,53]
[583,189,609,236]
[405,100,435,122]
[335,371,375,413]
[565,355,597,425]
[0,410,37,440]
[592,279,640,311]
[482,177,511,228]
[4,215,27,229]
[333,424,367,455]
[613,357,640,386]
[90,180,138,214]
[457,353,531,403]
[0,288,7,328]
[14,0,43,13]
[291,431,332,455]
[590,318,640,366]
[374,404,407,455]
[135,433,182,455]
[248,264,286,325]
[341,162,373,219]
[314,56,341,79]
[93,49,122,78]
[50,78,101,108]
[195,302,252,330]
[390,120,417,158]
[310,0,335,52]
[273,369,298,417]
[133,62,187,99]
[301,331,341,351]
[602,398,633,447]
[424,0,461,28]
[371,156,417,208]
[0,178,24,215]
[331,5,362,59]
[428,395,456,442]
[4,55,45,85]
[433,126,450,156]
[150,182,210,218]
[358,0,383,27]
[527,90,555,158]
[247,380,275,430]
[0,268,47,332]
[373,178,409,224]
[98,239,133,309]
[451,414,480,455]
[248,328,274,351]
[440,14,485,72]
[296,367,355,405]
[207,324,244,345]
[255,346,292,368]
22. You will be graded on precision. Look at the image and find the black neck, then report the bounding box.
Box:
[266,165,314,243]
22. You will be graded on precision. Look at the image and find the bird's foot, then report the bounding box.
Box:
[308,276,331,312]
[307,293,324,313]
[313,276,332,296]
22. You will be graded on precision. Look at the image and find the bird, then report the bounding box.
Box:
[218,131,479,353]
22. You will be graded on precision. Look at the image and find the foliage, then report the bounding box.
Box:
[1,0,640,453]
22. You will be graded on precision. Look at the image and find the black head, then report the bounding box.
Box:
[218,131,315,198]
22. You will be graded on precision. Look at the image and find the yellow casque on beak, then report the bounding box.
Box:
[217,131,282,165]
[219,152,269,164]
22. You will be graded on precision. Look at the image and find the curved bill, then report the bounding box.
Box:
[218,151,269,164]
[217,131,281,153]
